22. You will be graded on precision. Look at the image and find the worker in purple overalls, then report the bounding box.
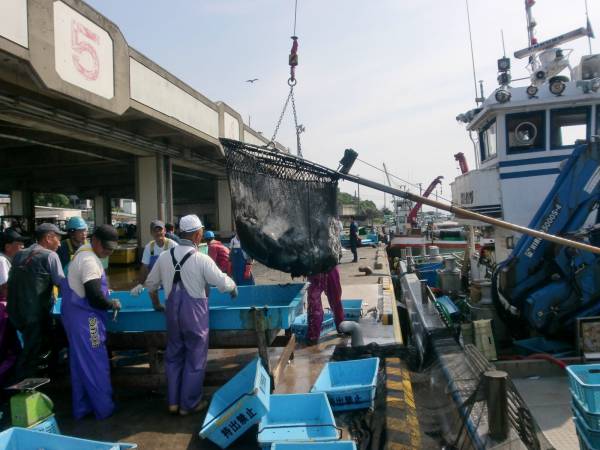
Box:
[144,214,237,415]
[61,224,121,419]
[306,266,344,346]
[130,219,177,296]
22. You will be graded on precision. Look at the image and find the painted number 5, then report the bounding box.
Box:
[71,20,100,81]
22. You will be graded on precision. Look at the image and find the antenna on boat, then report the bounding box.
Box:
[501,29,507,57]
[585,0,593,54]
[464,0,480,105]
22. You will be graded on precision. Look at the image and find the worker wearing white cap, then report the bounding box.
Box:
[144,214,237,415]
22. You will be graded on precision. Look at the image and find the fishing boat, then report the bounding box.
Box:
[451,8,599,263]
[395,3,600,448]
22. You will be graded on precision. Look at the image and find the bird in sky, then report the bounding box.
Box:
[245,78,259,83]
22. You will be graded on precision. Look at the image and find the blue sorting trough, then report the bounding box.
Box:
[53,283,307,332]
[257,393,339,448]
[200,357,270,449]
[311,357,380,411]
[0,427,136,450]
[271,442,357,449]
[291,313,336,341]
[341,299,363,322]
[567,364,600,413]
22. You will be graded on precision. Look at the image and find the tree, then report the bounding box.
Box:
[34,193,70,208]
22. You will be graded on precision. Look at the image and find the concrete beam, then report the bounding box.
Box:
[27,0,130,114]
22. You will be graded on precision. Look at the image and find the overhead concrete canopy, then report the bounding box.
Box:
[0,0,288,240]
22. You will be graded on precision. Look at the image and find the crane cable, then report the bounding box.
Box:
[268,0,304,157]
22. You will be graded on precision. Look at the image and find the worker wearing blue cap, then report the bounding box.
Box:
[57,216,88,274]
[204,231,230,274]
[61,224,121,419]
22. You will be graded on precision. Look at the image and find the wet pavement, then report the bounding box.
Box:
[4,245,396,449]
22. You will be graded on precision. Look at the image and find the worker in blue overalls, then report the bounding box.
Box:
[229,233,255,286]
[61,224,121,419]
[56,217,88,275]
[144,214,237,415]
[130,219,177,296]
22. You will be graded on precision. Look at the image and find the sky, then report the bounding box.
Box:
[86,0,598,209]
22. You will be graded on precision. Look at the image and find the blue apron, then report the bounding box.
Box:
[231,248,255,286]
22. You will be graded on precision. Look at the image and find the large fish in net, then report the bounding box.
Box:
[221,138,341,277]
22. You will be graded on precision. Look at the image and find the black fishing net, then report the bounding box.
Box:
[221,138,342,276]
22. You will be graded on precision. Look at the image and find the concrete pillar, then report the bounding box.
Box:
[216,178,233,236]
[164,156,173,225]
[93,195,111,227]
[136,155,172,244]
[10,190,35,232]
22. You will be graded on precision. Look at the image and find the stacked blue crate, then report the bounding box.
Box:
[0,428,136,449]
[567,364,600,449]
[311,358,380,412]
[200,357,271,448]
[291,313,336,341]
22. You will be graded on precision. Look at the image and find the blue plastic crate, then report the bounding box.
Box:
[291,313,336,341]
[567,364,600,413]
[0,427,136,450]
[200,357,270,449]
[311,357,380,412]
[574,407,600,449]
[342,299,363,322]
[271,442,357,449]
[575,416,596,450]
[257,393,339,449]
[573,395,600,431]
[29,414,60,434]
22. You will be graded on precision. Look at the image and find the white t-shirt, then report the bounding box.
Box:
[141,238,178,266]
[0,253,10,285]
[67,244,105,298]
[145,243,235,298]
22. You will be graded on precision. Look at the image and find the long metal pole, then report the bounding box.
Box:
[337,172,600,256]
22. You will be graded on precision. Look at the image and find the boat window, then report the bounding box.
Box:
[478,119,497,162]
[550,106,590,149]
[506,111,545,154]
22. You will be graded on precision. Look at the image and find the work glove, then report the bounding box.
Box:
[230,286,238,299]
[130,283,144,296]
[111,299,122,311]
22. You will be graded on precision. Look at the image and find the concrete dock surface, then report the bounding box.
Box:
[2,245,402,449]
